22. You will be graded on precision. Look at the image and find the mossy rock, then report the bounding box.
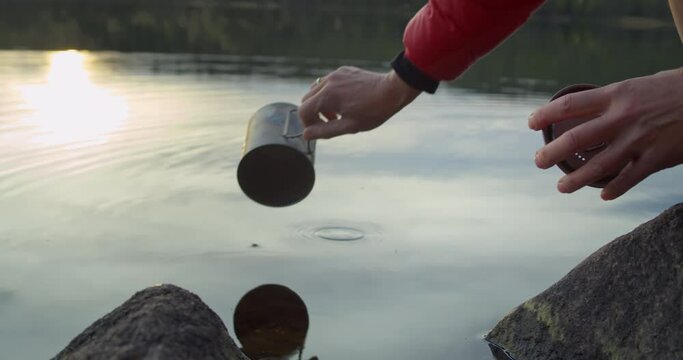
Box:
[487,203,683,360]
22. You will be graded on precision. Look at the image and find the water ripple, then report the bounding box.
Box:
[296,221,382,243]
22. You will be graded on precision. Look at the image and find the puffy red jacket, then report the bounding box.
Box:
[391,0,545,93]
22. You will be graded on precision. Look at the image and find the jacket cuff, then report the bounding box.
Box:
[391,51,439,94]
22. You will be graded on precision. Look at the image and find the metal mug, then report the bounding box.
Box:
[237,103,316,207]
[542,84,614,188]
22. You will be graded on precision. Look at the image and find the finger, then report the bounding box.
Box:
[529,87,610,130]
[535,114,615,169]
[321,112,339,121]
[299,88,339,128]
[302,76,327,103]
[303,117,356,140]
[310,77,321,89]
[555,141,630,193]
[601,152,659,200]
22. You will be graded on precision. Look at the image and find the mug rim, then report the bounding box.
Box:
[237,144,315,207]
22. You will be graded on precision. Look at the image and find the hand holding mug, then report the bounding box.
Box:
[530,68,683,200]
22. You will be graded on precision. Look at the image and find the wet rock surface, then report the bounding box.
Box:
[487,203,683,360]
[53,284,249,360]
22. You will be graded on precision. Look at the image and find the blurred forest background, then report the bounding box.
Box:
[0,0,677,55]
[0,0,680,91]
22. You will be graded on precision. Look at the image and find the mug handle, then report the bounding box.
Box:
[282,109,314,155]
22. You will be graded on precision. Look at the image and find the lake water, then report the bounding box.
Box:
[0,45,681,359]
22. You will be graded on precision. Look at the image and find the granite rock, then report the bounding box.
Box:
[53,284,249,360]
[487,203,683,360]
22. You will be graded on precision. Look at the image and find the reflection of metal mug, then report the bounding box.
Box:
[233,284,310,360]
[237,103,316,207]
[542,84,614,188]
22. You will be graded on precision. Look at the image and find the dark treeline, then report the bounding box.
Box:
[0,0,680,93]
[0,0,678,56]
[0,0,412,56]
[535,0,675,20]
[0,0,678,19]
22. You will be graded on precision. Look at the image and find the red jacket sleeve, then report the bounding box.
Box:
[403,0,545,82]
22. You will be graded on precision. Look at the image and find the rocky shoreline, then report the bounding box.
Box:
[53,203,683,359]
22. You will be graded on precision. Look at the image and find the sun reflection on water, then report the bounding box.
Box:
[20,50,128,144]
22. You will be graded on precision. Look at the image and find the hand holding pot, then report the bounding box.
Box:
[529,68,683,200]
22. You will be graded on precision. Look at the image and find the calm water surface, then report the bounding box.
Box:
[0,50,681,359]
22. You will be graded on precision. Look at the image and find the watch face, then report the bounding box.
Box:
[542,84,613,188]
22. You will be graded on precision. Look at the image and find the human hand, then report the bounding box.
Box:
[529,68,683,200]
[299,67,420,140]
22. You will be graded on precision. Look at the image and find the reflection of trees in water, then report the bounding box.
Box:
[456,23,683,93]
[1,0,681,93]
